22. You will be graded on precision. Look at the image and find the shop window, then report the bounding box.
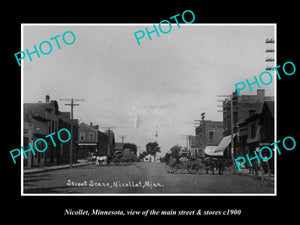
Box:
[79,132,85,141]
[89,132,95,141]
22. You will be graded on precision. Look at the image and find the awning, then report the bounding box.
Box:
[215,134,236,153]
[78,143,97,146]
[204,146,223,156]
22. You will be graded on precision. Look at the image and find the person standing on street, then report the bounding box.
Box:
[262,153,269,181]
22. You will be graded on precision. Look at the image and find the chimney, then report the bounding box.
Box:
[45,95,50,103]
[90,122,93,127]
[257,89,265,103]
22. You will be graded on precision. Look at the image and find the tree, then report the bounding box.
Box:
[138,151,148,161]
[123,143,137,155]
[145,142,161,156]
[170,145,181,158]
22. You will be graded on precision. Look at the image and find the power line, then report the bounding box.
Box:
[216,94,236,174]
[118,135,127,144]
[180,135,190,150]
[60,98,84,168]
[102,126,116,157]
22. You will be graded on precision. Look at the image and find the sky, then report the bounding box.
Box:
[23,24,275,154]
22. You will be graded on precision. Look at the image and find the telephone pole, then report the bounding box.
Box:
[265,37,275,71]
[119,135,127,144]
[155,125,158,138]
[194,120,201,158]
[217,94,237,174]
[180,135,190,152]
[201,113,205,155]
[60,98,84,168]
[194,112,205,158]
[102,126,115,157]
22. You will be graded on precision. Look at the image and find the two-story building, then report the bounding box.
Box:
[78,122,99,159]
[23,95,78,168]
[78,123,113,159]
[220,89,274,158]
[105,129,115,157]
[188,136,198,157]
[237,100,274,172]
[195,120,223,158]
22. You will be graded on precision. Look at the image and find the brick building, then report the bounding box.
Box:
[23,95,78,168]
[78,123,115,159]
[238,100,274,172]
[78,122,109,159]
[221,89,274,158]
[105,129,115,157]
[195,120,223,158]
[188,136,197,157]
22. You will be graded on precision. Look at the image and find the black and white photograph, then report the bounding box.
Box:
[4,3,299,224]
[21,24,276,195]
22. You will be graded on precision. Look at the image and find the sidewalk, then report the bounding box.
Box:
[24,161,92,175]
[238,168,274,184]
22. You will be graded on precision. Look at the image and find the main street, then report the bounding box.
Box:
[23,162,274,194]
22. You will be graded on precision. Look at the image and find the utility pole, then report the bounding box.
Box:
[155,125,158,138]
[60,98,84,168]
[194,120,201,158]
[217,94,237,174]
[102,126,115,157]
[201,113,205,156]
[180,135,190,152]
[194,112,205,158]
[265,38,275,71]
[119,135,127,144]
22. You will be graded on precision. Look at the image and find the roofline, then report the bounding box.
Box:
[79,122,99,132]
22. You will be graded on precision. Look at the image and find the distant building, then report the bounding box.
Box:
[78,122,109,159]
[105,130,115,157]
[114,142,124,153]
[188,135,198,157]
[78,122,99,159]
[23,95,78,168]
[195,120,223,158]
[143,154,160,163]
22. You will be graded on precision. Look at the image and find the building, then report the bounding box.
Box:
[98,131,109,156]
[114,142,124,153]
[143,154,160,163]
[220,89,274,158]
[23,95,78,168]
[259,101,274,146]
[78,122,99,159]
[195,120,223,158]
[259,101,275,173]
[237,100,274,172]
[105,130,115,157]
[78,122,109,159]
[188,135,198,157]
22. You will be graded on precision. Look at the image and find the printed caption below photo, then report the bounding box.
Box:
[64,208,242,217]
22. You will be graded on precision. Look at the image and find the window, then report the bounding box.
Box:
[209,131,214,142]
[234,111,238,124]
[79,132,85,141]
[249,110,256,117]
[89,132,95,141]
[251,123,256,138]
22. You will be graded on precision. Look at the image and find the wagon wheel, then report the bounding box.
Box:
[165,163,172,173]
[176,162,184,170]
[187,163,200,174]
[121,158,126,165]
[169,163,178,173]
